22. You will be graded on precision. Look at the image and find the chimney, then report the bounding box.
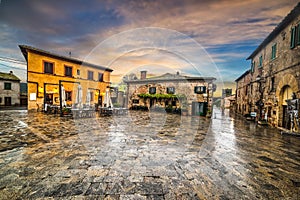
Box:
[140,70,147,80]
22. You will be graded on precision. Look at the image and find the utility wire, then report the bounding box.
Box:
[0,63,26,70]
[0,57,26,65]
[0,56,26,63]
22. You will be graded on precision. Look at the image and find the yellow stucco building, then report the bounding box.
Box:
[19,45,113,110]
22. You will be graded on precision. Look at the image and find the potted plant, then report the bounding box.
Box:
[62,107,71,115]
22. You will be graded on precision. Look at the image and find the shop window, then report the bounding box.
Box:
[65,91,72,101]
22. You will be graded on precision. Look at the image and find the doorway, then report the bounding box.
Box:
[279,85,293,128]
[4,97,12,106]
[46,94,53,104]
[192,102,207,116]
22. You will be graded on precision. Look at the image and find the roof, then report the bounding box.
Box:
[247,2,300,60]
[235,70,250,82]
[19,45,113,72]
[125,72,216,84]
[0,72,21,81]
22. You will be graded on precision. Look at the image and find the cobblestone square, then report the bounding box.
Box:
[0,109,300,199]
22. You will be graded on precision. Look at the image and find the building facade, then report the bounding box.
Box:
[125,71,216,116]
[236,2,300,132]
[235,70,252,115]
[19,45,113,110]
[0,71,20,107]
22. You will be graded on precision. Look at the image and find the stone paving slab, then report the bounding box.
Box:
[0,110,300,199]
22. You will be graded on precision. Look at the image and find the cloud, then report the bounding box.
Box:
[0,0,298,83]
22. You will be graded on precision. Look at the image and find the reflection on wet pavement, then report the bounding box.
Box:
[0,108,299,199]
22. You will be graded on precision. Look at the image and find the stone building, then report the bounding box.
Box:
[236,2,300,131]
[19,45,113,110]
[125,71,216,116]
[0,71,20,106]
[235,70,252,115]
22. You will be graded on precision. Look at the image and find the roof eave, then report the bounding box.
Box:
[18,45,113,72]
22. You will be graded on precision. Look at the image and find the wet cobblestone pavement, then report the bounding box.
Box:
[0,109,300,199]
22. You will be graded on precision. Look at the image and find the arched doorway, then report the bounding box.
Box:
[276,74,299,128]
[279,85,293,129]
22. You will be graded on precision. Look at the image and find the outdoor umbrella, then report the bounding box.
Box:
[86,90,91,106]
[61,85,66,107]
[75,84,83,108]
[103,87,113,108]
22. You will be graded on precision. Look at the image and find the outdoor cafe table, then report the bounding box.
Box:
[112,108,128,115]
[71,108,95,118]
[99,107,113,116]
[99,107,128,116]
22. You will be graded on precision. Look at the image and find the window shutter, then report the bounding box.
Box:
[290,26,296,49]
[297,24,300,45]
[259,55,263,67]
[271,43,277,59]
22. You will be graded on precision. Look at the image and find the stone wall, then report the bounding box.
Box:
[237,10,300,131]
[0,80,20,106]
[127,80,214,115]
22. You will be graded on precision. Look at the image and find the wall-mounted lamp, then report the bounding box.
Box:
[38,87,44,93]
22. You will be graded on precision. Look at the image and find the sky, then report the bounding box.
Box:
[0,0,299,91]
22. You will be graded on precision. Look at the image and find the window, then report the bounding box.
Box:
[88,71,94,80]
[77,69,80,75]
[98,73,104,82]
[4,82,11,90]
[290,26,296,49]
[44,61,54,74]
[258,55,263,67]
[0,97,2,104]
[251,61,255,73]
[194,86,206,94]
[149,87,156,94]
[270,77,275,92]
[271,43,277,60]
[65,66,73,77]
[65,91,72,101]
[167,87,175,94]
